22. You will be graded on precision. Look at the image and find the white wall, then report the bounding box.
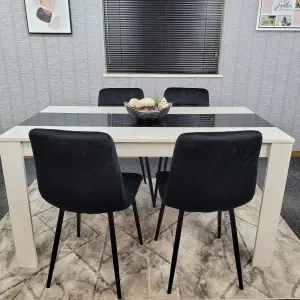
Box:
[0,0,300,146]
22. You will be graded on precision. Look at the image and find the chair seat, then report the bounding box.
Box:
[156,171,170,200]
[122,172,143,199]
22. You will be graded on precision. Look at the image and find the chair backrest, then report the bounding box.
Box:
[163,131,262,212]
[29,129,129,214]
[164,88,209,107]
[98,88,144,106]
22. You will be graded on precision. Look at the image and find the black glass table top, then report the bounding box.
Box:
[20,113,273,128]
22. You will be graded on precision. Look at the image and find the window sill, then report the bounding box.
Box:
[103,73,223,78]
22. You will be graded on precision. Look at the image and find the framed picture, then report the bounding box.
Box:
[24,0,72,34]
[256,0,300,30]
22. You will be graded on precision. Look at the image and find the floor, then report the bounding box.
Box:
[0,179,300,299]
[1,157,300,239]
[257,158,300,239]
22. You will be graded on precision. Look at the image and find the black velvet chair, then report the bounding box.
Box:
[29,129,144,300]
[98,88,144,106]
[154,131,262,293]
[154,88,210,206]
[98,88,155,205]
[164,87,209,107]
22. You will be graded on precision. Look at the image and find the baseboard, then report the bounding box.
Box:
[292,151,300,157]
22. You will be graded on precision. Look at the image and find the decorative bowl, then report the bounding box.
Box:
[124,102,172,121]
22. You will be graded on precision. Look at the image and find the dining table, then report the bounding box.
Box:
[0,106,294,269]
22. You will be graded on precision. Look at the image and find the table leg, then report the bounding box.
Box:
[253,143,292,267]
[1,142,38,268]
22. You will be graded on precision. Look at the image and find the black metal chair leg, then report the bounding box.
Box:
[229,209,244,290]
[145,157,155,207]
[77,213,81,237]
[157,157,163,173]
[217,211,222,238]
[47,209,65,288]
[154,203,165,241]
[163,157,169,171]
[154,157,163,205]
[168,210,184,294]
[139,157,147,184]
[132,200,143,245]
[108,212,122,299]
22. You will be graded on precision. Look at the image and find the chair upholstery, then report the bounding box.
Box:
[122,173,143,199]
[157,131,262,212]
[30,128,143,298]
[164,87,209,107]
[155,131,262,293]
[98,88,144,106]
[29,129,142,213]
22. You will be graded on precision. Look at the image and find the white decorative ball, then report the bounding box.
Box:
[158,97,169,109]
[128,98,139,108]
[135,98,155,108]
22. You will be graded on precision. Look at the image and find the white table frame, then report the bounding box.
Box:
[0,106,294,268]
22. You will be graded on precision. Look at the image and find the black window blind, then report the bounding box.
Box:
[103,0,223,74]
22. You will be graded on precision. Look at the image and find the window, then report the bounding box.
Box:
[103,0,224,74]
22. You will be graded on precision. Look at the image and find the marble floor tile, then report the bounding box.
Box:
[114,189,160,232]
[182,211,219,237]
[146,227,175,262]
[102,230,141,264]
[99,232,144,284]
[75,234,108,273]
[134,188,161,220]
[32,216,50,235]
[235,193,262,227]
[223,282,268,299]
[93,280,117,300]
[28,179,38,195]
[139,181,154,197]
[79,213,109,236]
[148,220,251,299]
[0,213,11,230]
[0,228,70,296]
[28,186,42,202]
[124,205,180,243]
[56,217,100,251]
[241,224,300,298]
[0,283,35,300]
[1,181,300,299]
[27,253,98,299]
[30,198,53,216]
[100,244,180,300]
[292,280,300,298]
[38,207,74,228]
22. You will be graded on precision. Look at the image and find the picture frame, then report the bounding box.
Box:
[256,0,300,31]
[24,0,72,34]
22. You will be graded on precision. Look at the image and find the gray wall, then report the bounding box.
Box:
[1,0,300,146]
